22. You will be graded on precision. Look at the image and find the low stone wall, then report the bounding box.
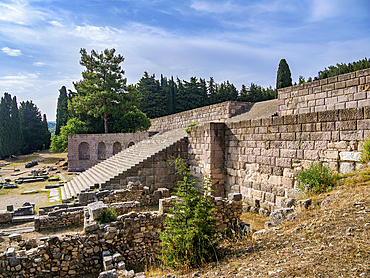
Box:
[278,68,370,116]
[35,208,84,231]
[35,202,140,231]
[158,194,243,230]
[2,197,243,277]
[149,101,251,132]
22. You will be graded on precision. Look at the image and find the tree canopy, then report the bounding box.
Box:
[0,93,21,158]
[55,86,68,136]
[72,48,137,133]
[276,59,292,89]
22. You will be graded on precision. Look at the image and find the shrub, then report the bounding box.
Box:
[296,163,337,193]
[159,158,218,269]
[96,208,117,224]
[360,137,370,164]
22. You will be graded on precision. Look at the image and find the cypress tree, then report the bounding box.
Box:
[0,93,21,158]
[55,86,68,135]
[42,114,51,149]
[276,59,292,89]
[19,101,45,154]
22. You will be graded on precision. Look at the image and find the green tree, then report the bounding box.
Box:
[0,93,21,157]
[110,109,151,133]
[19,101,46,154]
[276,59,292,89]
[55,86,68,136]
[42,114,51,149]
[73,48,135,133]
[160,158,218,269]
[137,72,167,118]
[50,118,88,153]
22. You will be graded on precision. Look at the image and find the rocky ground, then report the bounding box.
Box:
[146,168,370,278]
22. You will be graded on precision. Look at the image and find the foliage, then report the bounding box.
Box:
[276,59,292,89]
[72,48,137,133]
[160,158,218,269]
[0,93,21,158]
[42,114,51,149]
[188,122,198,127]
[296,163,337,193]
[360,137,370,164]
[315,57,370,81]
[110,109,151,133]
[19,100,50,154]
[55,86,69,136]
[50,118,88,153]
[96,208,117,224]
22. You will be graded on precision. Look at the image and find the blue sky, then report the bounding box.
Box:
[1,0,370,121]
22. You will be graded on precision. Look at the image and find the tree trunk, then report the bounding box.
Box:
[104,112,108,134]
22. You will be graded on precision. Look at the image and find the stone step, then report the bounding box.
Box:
[64,128,187,199]
[60,185,67,201]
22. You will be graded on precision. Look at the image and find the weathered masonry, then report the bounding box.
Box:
[68,132,149,171]
[151,68,370,210]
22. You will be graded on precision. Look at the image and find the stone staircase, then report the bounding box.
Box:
[61,128,187,202]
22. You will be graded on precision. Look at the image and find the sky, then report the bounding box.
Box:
[1,0,370,121]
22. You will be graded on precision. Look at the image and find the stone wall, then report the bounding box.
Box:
[159,194,243,231]
[149,101,251,132]
[68,132,150,172]
[1,197,243,277]
[34,201,140,231]
[100,138,188,192]
[278,68,370,116]
[223,107,370,211]
[187,123,226,197]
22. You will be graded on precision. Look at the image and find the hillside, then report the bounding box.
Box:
[155,168,370,278]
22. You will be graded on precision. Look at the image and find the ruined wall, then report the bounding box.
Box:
[68,132,149,171]
[149,101,251,132]
[100,139,188,192]
[2,197,243,277]
[278,68,370,116]
[223,107,370,210]
[187,123,226,197]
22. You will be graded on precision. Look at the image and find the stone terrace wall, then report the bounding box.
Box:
[224,107,370,211]
[68,132,149,171]
[1,197,243,278]
[278,68,370,116]
[149,101,251,132]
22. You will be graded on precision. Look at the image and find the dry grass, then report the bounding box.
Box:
[147,167,370,278]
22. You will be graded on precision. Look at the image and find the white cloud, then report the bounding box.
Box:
[310,0,341,21]
[2,47,22,56]
[72,25,121,41]
[49,20,63,27]
[33,62,45,66]
[190,0,236,13]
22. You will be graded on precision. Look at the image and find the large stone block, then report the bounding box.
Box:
[339,152,361,162]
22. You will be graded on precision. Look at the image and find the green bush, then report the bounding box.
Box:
[360,137,370,164]
[296,163,337,193]
[159,158,218,269]
[96,208,117,224]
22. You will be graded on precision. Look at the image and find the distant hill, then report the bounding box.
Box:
[48,121,56,135]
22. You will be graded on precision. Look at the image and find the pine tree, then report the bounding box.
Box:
[208,77,217,104]
[160,158,218,268]
[55,86,68,136]
[276,59,292,89]
[73,48,136,133]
